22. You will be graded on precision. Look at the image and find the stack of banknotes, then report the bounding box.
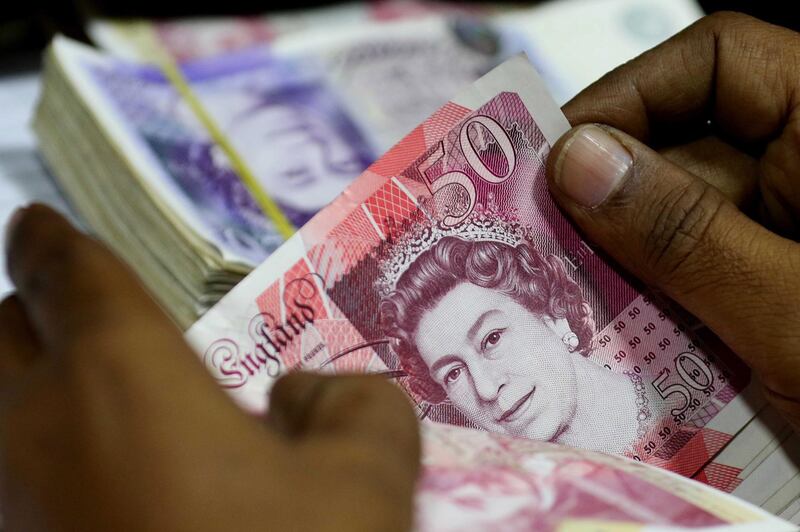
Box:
[31,0,800,527]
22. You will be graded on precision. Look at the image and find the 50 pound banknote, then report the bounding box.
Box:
[186,55,761,477]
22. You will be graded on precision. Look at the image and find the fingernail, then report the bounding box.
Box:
[4,206,27,254]
[555,125,633,207]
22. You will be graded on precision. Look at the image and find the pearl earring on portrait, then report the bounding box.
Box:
[561,332,579,352]
[542,317,578,352]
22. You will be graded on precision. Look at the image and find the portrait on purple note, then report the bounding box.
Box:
[86,61,286,264]
[378,215,655,455]
[225,83,374,222]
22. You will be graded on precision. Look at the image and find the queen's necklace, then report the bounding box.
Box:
[625,371,652,438]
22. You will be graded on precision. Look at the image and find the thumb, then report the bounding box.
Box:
[546,124,800,405]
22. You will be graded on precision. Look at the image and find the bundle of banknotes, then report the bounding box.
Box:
[31,0,800,528]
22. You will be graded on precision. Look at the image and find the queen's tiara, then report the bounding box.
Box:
[376,211,526,296]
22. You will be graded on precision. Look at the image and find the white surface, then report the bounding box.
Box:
[0,74,38,148]
[495,0,704,104]
[0,71,73,296]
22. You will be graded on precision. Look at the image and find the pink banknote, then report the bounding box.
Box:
[694,460,744,494]
[417,423,792,531]
[186,56,755,477]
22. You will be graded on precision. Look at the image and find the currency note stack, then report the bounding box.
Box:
[181,53,794,530]
[417,421,793,530]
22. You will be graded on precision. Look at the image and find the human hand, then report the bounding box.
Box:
[546,13,800,429]
[0,205,419,531]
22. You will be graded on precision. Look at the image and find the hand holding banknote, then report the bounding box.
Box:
[548,12,800,430]
[0,205,418,531]
[5,10,800,532]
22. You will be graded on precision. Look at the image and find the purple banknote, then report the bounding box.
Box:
[86,49,372,265]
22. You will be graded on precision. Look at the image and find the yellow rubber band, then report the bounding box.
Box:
[123,21,297,240]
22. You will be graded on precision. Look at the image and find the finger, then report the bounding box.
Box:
[4,205,274,469]
[4,204,242,412]
[267,374,419,532]
[564,12,800,147]
[546,124,800,398]
[659,136,758,207]
[5,204,178,354]
[267,372,420,472]
[756,122,800,238]
[0,295,40,381]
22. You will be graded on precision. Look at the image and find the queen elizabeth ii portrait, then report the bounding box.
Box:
[225,83,373,224]
[378,216,653,455]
